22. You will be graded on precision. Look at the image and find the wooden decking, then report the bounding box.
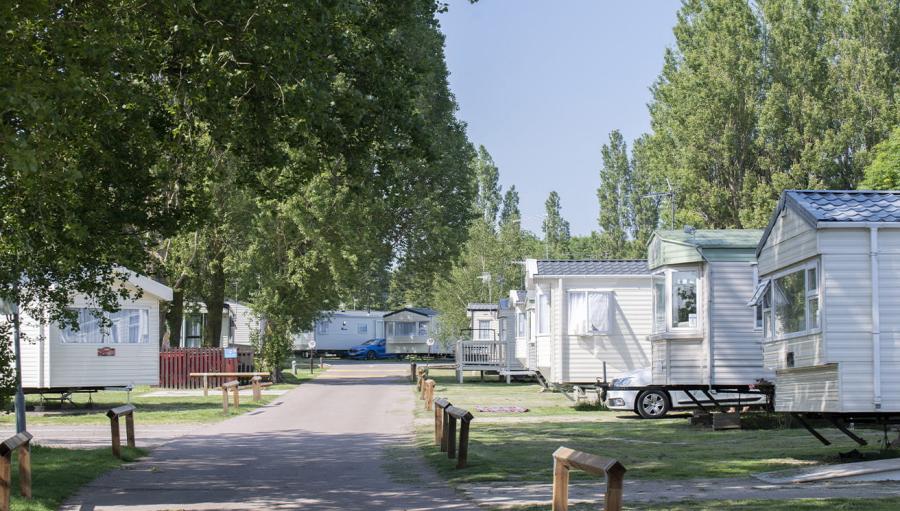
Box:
[455,340,536,383]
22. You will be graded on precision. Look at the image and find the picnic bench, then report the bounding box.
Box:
[189,372,270,396]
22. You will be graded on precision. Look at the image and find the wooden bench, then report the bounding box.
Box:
[551,446,626,511]
[190,372,270,397]
[0,431,32,510]
[107,405,136,459]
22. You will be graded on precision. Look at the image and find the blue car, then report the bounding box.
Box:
[347,338,393,360]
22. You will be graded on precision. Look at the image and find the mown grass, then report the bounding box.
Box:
[0,368,323,426]
[10,444,145,511]
[416,369,898,483]
[511,498,900,511]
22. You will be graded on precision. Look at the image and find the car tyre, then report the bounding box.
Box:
[636,390,670,419]
[366,350,377,360]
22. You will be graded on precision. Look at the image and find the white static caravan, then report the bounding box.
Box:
[384,307,440,354]
[16,271,172,390]
[293,310,387,354]
[648,230,770,387]
[524,259,653,385]
[508,290,532,368]
[466,301,513,342]
[223,301,259,347]
[754,190,900,417]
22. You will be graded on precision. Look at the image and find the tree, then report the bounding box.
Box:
[860,127,900,190]
[597,131,631,258]
[542,192,572,258]
[473,146,502,226]
[499,186,522,229]
[628,135,661,257]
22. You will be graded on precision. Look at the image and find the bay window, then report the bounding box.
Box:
[567,291,612,335]
[537,291,551,335]
[61,308,150,344]
[671,271,698,328]
[653,275,666,332]
[769,261,820,339]
[652,267,701,334]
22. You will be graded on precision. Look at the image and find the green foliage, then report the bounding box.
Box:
[0,323,17,408]
[643,0,899,228]
[542,191,572,258]
[474,145,503,225]
[860,126,900,190]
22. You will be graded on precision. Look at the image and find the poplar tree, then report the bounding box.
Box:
[542,191,571,258]
[597,131,631,258]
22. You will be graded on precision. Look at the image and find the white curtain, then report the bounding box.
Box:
[108,309,149,344]
[588,292,610,333]
[60,308,105,343]
[538,292,551,334]
[567,292,587,335]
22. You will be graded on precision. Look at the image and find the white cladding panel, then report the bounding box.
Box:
[9,312,49,388]
[763,333,825,371]
[48,292,161,387]
[774,365,840,413]
[227,302,258,346]
[554,276,652,384]
[708,262,770,384]
[757,207,817,275]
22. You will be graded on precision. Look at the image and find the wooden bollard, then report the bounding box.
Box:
[551,446,626,511]
[416,368,426,393]
[423,379,436,411]
[222,380,239,414]
[434,398,451,447]
[106,405,136,459]
[410,362,417,383]
[251,375,263,402]
[445,405,474,469]
[0,431,32,509]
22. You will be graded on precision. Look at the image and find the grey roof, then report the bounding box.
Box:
[466,303,498,311]
[535,260,649,276]
[653,229,763,248]
[788,190,900,223]
[384,307,438,318]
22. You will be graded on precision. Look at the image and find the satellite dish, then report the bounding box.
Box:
[426,338,435,346]
[308,340,317,349]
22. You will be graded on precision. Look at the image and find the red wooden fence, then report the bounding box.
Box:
[159,347,255,389]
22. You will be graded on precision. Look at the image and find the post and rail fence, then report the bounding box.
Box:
[0,431,32,511]
[107,405,136,459]
[422,379,436,410]
[551,446,626,511]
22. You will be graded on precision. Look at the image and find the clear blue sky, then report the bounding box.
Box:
[438,1,681,236]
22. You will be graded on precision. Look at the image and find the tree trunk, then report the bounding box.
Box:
[165,288,184,348]
[203,252,227,348]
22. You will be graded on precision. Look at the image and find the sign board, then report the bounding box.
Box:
[223,347,238,359]
[97,347,116,357]
[426,337,435,347]
[308,340,317,350]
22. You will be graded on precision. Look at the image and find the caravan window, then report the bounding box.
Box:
[357,323,368,335]
[516,313,526,337]
[567,291,611,335]
[418,321,428,336]
[60,308,149,344]
[671,271,698,329]
[477,319,492,340]
[395,322,417,336]
[316,321,329,335]
[652,274,666,332]
[537,291,551,335]
[385,322,394,336]
[771,261,820,338]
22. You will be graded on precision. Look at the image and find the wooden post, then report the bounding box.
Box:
[17,444,30,499]
[447,415,457,459]
[110,414,121,458]
[457,416,471,469]
[441,407,450,452]
[0,451,9,511]
[232,385,240,409]
[0,432,32,508]
[222,386,229,414]
[424,379,435,411]
[433,398,450,447]
[551,446,626,511]
[251,376,262,402]
[221,380,239,414]
[551,458,569,511]
[410,362,417,383]
[125,413,136,448]
[203,374,209,397]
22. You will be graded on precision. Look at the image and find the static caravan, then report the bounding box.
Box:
[508,290,532,368]
[647,229,770,387]
[384,307,440,354]
[293,310,387,355]
[14,271,172,390]
[754,190,900,421]
[466,301,513,342]
[223,301,259,347]
[524,259,653,385]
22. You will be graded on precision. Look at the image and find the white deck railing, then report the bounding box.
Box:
[456,340,509,367]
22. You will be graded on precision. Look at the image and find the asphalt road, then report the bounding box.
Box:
[61,362,479,510]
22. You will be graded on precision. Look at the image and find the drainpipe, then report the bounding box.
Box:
[870,227,882,409]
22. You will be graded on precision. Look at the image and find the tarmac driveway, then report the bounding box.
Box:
[61,361,478,510]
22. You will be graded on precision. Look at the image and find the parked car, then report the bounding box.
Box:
[347,338,393,360]
[604,368,767,419]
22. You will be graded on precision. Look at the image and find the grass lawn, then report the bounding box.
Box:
[511,498,900,511]
[416,369,898,484]
[10,444,145,511]
[0,368,323,426]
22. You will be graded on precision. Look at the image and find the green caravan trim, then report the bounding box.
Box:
[648,229,764,270]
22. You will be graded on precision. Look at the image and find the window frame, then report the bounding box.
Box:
[537,289,551,335]
[765,259,821,341]
[516,312,527,338]
[651,266,703,335]
[59,307,151,345]
[566,289,613,336]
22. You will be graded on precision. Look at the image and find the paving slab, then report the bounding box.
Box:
[61,362,479,510]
